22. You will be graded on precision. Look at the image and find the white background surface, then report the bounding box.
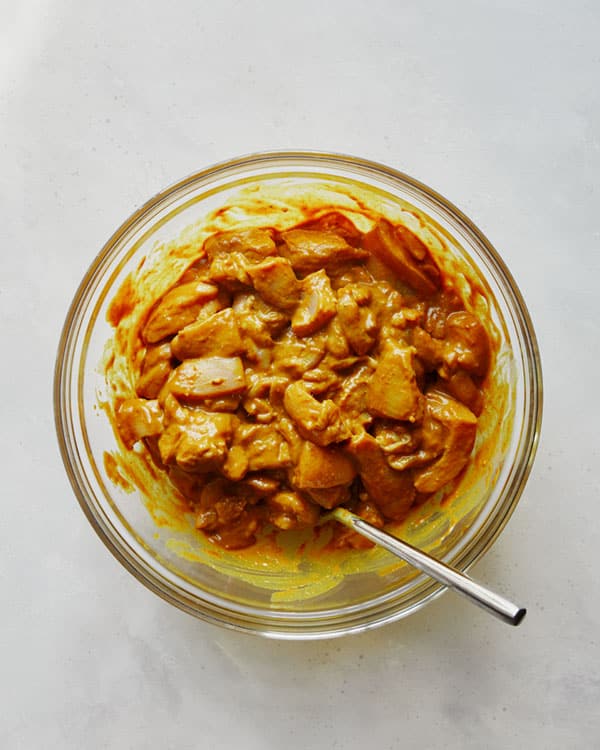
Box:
[2,1,599,748]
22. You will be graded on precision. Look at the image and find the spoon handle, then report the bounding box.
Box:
[332,508,526,626]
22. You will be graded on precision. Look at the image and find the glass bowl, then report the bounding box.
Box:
[54,151,542,639]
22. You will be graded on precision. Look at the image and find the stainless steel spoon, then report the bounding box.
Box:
[331,507,526,626]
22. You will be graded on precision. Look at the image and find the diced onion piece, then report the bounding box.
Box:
[170,357,246,400]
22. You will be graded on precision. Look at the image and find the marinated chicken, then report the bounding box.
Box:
[114,214,491,549]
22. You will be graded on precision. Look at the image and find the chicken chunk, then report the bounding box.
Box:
[220,446,249,481]
[272,331,326,378]
[191,290,232,324]
[367,344,424,422]
[232,423,292,472]
[209,509,262,549]
[292,269,337,337]
[116,398,164,449]
[247,257,301,310]
[299,211,364,247]
[283,381,351,446]
[170,308,244,360]
[158,410,236,472]
[444,370,484,415]
[346,432,415,520]
[293,441,357,490]
[374,421,420,456]
[413,391,478,493]
[233,292,289,341]
[194,479,240,531]
[168,357,246,401]
[332,363,374,426]
[168,431,226,473]
[363,219,440,296]
[136,343,172,399]
[336,284,378,355]
[195,478,261,549]
[443,311,490,378]
[383,411,445,472]
[203,229,276,290]
[412,326,444,371]
[301,366,340,396]
[326,317,350,358]
[266,491,321,530]
[143,281,219,343]
[242,474,281,495]
[280,229,368,274]
[307,485,352,509]
[204,228,277,264]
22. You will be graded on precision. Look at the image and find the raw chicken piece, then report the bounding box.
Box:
[374,421,420,456]
[143,281,219,343]
[367,344,424,422]
[336,284,378,355]
[195,478,262,549]
[346,432,415,520]
[247,257,301,310]
[272,331,326,378]
[116,398,164,449]
[170,308,244,360]
[326,317,350,358]
[307,485,351,509]
[280,229,368,274]
[283,381,350,446]
[158,411,236,472]
[204,228,277,263]
[413,391,477,493]
[444,370,484,415]
[293,441,356,489]
[444,311,490,378]
[136,343,172,399]
[412,326,444,371]
[266,491,321,530]
[298,211,364,247]
[363,219,440,296]
[231,423,292,472]
[204,229,276,289]
[292,269,337,337]
[332,363,374,426]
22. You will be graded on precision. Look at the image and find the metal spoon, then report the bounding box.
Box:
[331,507,526,626]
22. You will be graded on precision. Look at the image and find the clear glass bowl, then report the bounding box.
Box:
[54,151,542,639]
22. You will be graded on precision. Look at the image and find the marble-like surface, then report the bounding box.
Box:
[2,1,599,747]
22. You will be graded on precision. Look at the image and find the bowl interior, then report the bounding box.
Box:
[56,154,541,636]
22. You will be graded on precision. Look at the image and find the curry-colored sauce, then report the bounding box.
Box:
[103,450,133,493]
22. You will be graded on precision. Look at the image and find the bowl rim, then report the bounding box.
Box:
[54,149,543,638]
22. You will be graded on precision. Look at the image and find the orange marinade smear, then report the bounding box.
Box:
[109,210,494,551]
